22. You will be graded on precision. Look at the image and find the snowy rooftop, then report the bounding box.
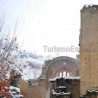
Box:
[49,76,80,82]
[52,90,70,96]
[87,89,98,93]
[58,86,66,89]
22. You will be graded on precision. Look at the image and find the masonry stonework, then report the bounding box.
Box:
[80,5,98,96]
[19,56,79,98]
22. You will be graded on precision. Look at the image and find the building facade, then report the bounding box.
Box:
[19,56,79,98]
[19,5,98,98]
[80,5,98,97]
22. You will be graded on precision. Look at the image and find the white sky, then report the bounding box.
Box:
[0,0,98,58]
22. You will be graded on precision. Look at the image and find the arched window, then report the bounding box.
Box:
[60,72,62,77]
[59,71,70,77]
[67,72,69,77]
[63,71,66,77]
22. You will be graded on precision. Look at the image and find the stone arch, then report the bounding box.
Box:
[27,56,80,98]
[45,56,79,80]
[41,56,79,93]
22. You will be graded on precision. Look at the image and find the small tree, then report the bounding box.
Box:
[0,15,23,98]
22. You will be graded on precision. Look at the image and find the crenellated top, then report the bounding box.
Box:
[81,5,98,11]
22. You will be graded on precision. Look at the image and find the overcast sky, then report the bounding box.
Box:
[0,0,97,58]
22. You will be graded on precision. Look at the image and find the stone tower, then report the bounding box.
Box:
[80,5,98,96]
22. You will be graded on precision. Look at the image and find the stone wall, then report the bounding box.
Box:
[18,78,29,98]
[19,56,79,98]
[80,5,98,96]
